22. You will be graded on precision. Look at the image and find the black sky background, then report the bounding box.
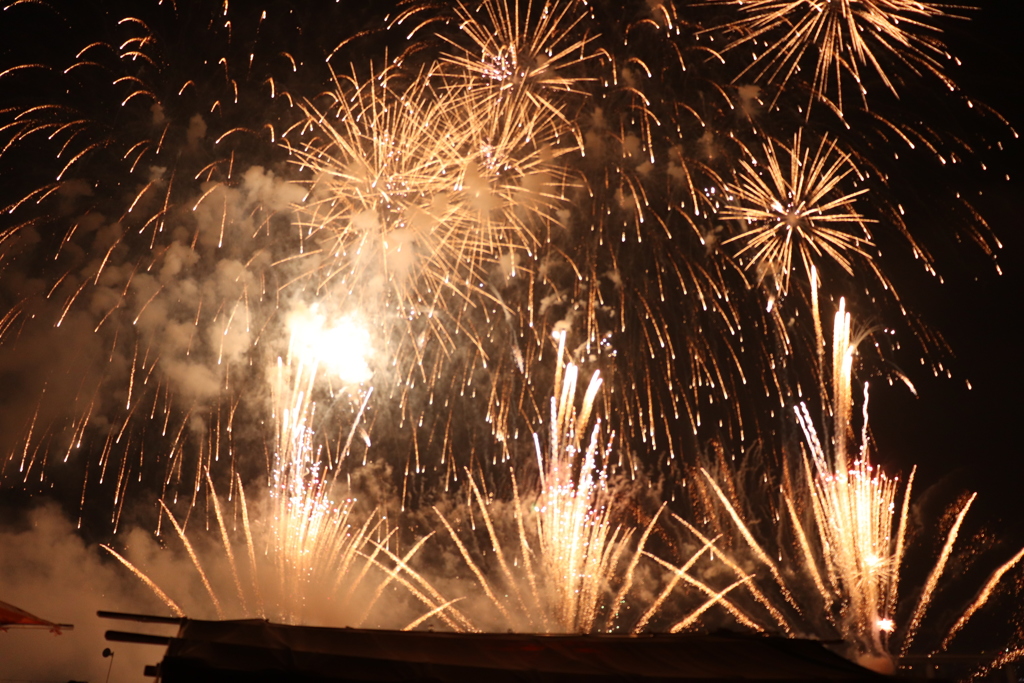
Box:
[0,0,1013,505]
[865,0,1024,543]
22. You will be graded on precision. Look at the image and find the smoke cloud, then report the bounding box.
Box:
[0,503,174,683]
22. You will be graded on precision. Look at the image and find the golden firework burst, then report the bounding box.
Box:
[706,0,959,109]
[720,131,875,297]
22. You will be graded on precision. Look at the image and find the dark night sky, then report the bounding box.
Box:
[866,0,1024,540]
[0,0,1018,566]
[0,0,1013,516]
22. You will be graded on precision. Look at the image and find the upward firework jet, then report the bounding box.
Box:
[688,294,1023,673]
[438,334,740,633]
[436,337,642,633]
[261,306,376,622]
[103,307,463,629]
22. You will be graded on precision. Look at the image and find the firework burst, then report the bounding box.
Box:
[721,131,876,298]
[0,1,1019,671]
[704,0,962,110]
[287,63,573,319]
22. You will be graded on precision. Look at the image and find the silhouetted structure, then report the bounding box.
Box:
[104,614,893,682]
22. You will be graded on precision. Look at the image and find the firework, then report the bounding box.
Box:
[689,296,1023,672]
[102,475,443,628]
[287,63,573,321]
[102,308,466,629]
[261,307,375,622]
[437,334,745,633]
[702,0,961,110]
[0,0,317,523]
[276,1,599,478]
[720,131,876,299]
[436,342,636,632]
[1,0,999,509]
[406,0,597,113]
[0,1,1018,673]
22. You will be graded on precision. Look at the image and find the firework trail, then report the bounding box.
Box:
[438,334,740,633]
[688,295,1023,672]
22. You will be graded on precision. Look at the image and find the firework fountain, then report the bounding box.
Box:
[685,287,1023,672]
[0,0,1020,678]
[436,332,745,634]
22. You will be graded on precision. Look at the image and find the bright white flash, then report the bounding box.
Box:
[288,306,373,384]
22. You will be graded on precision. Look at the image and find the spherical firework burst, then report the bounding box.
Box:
[720,131,876,298]
[287,63,574,322]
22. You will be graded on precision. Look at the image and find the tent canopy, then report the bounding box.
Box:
[0,599,71,632]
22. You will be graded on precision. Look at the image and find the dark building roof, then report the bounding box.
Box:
[109,617,893,682]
